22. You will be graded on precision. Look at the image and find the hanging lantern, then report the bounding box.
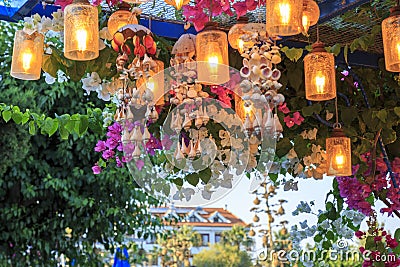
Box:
[382,3,400,72]
[228,17,255,54]
[107,3,138,35]
[301,0,320,35]
[64,0,99,61]
[10,30,44,80]
[164,0,189,10]
[326,127,352,176]
[196,22,230,85]
[304,41,336,101]
[266,0,303,36]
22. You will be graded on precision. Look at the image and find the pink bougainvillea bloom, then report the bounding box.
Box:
[55,0,73,10]
[293,112,304,125]
[283,115,295,128]
[94,140,107,152]
[116,156,123,168]
[341,70,349,76]
[135,159,145,171]
[162,134,173,150]
[102,149,115,160]
[278,103,290,114]
[92,164,101,174]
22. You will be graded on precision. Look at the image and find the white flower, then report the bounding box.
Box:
[44,72,56,84]
[57,70,68,83]
[81,72,102,95]
[97,88,111,101]
[99,39,106,50]
[99,27,113,41]
[39,17,53,33]
[300,220,308,229]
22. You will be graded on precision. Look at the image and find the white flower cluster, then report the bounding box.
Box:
[23,10,64,34]
[81,72,111,101]
[102,108,114,127]
[44,70,68,84]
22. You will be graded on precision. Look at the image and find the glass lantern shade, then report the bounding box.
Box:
[304,42,336,101]
[108,9,138,35]
[11,30,44,80]
[64,0,99,61]
[228,17,255,54]
[301,0,320,34]
[266,0,303,36]
[196,23,230,85]
[382,6,400,72]
[326,128,352,176]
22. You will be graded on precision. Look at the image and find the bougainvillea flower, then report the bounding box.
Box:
[92,164,102,174]
[284,115,295,128]
[94,140,107,152]
[278,103,290,114]
[135,159,144,171]
[293,112,305,125]
[55,0,73,10]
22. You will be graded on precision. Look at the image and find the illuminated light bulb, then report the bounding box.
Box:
[397,43,400,59]
[244,104,252,117]
[315,72,326,94]
[76,29,88,52]
[238,39,245,54]
[279,3,291,25]
[22,50,33,72]
[266,0,303,36]
[332,144,346,170]
[302,14,310,33]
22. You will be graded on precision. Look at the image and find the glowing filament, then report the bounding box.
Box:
[238,39,245,54]
[174,0,183,9]
[397,43,400,60]
[76,29,88,52]
[208,54,221,73]
[244,104,252,117]
[332,144,346,170]
[279,3,291,25]
[315,72,326,94]
[302,14,310,33]
[22,52,33,72]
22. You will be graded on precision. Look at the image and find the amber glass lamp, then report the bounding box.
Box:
[11,30,44,80]
[382,1,400,72]
[266,0,303,36]
[326,126,352,176]
[196,22,230,85]
[304,41,336,101]
[108,3,138,35]
[301,0,319,34]
[64,0,99,61]
[228,17,254,54]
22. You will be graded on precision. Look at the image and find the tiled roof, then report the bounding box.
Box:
[150,206,247,227]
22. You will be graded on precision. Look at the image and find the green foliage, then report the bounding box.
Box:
[0,21,161,266]
[193,243,252,267]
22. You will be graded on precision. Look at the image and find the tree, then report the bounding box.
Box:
[193,243,252,267]
[155,225,202,267]
[0,21,161,266]
[220,224,254,250]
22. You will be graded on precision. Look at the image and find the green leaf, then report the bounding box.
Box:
[11,112,22,124]
[314,234,322,242]
[269,173,278,183]
[330,44,341,56]
[326,231,334,240]
[394,107,400,117]
[376,109,388,123]
[283,47,304,62]
[365,236,375,250]
[186,173,200,187]
[29,121,36,135]
[322,240,331,250]
[341,107,358,125]
[344,44,349,65]
[276,138,292,158]
[42,54,59,78]
[172,178,183,187]
[199,168,211,184]
[78,116,89,136]
[2,110,11,122]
